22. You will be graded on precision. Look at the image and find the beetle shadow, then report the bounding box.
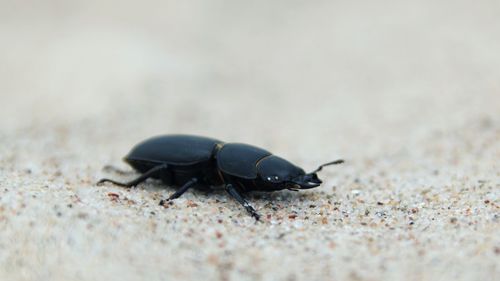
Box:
[111,176,324,208]
[248,190,321,204]
[102,165,135,176]
[99,166,327,203]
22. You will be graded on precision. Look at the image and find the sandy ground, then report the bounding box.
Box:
[1,1,499,281]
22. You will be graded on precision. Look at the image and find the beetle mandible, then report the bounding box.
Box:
[97,135,343,220]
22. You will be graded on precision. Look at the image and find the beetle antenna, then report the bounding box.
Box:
[311,159,344,173]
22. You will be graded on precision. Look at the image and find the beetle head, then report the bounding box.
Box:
[257,156,344,190]
[257,155,304,190]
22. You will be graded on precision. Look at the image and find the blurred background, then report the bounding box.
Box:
[2,1,498,153]
[0,1,499,280]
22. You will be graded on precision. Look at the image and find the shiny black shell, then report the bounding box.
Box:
[125,135,222,165]
[124,135,223,185]
[120,134,307,190]
[216,143,271,179]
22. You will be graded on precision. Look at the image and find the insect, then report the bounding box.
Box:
[97,135,343,220]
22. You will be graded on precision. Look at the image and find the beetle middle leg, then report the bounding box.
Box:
[159,178,199,206]
[97,164,168,188]
[225,183,260,220]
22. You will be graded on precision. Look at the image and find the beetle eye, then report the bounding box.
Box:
[266,176,280,182]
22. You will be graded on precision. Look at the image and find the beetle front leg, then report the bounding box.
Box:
[225,183,260,220]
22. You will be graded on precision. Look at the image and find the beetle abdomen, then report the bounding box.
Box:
[125,135,223,165]
[217,143,271,179]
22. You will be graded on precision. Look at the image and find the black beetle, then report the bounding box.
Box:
[97,135,343,220]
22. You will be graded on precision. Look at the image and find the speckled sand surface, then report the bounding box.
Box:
[1,1,499,281]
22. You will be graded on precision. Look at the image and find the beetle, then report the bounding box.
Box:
[97,135,343,220]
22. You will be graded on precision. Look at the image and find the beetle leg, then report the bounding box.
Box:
[225,184,260,220]
[97,164,168,188]
[159,178,199,205]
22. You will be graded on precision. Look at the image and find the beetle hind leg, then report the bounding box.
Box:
[97,164,168,188]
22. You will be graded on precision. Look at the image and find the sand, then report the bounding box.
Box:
[0,1,499,281]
